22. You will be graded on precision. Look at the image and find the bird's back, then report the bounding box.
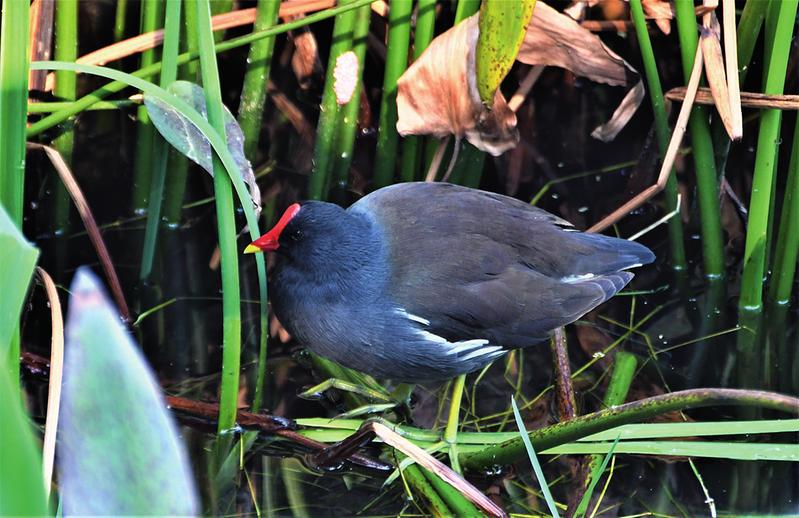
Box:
[350,182,654,348]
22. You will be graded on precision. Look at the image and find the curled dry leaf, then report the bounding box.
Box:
[641,0,674,35]
[701,12,741,140]
[333,51,359,105]
[518,1,645,142]
[396,15,519,156]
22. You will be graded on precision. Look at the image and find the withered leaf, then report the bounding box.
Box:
[641,0,674,35]
[518,1,645,142]
[396,15,519,156]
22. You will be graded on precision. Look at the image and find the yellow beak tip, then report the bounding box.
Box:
[243,244,261,254]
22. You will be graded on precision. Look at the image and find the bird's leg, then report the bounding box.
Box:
[311,425,378,469]
[443,374,467,474]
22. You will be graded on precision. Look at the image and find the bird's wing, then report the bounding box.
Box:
[350,182,653,347]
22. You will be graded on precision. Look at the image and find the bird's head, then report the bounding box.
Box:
[244,201,357,264]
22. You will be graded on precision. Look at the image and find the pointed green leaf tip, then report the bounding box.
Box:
[58,267,198,515]
[476,0,536,106]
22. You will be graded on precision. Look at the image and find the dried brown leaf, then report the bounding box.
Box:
[396,15,519,156]
[701,12,740,140]
[518,1,644,142]
[641,0,674,35]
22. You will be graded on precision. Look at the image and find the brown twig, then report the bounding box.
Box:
[27,143,131,322]
[579,20,632,32]
[550,328,577,420]
[587,43,704,233]
[163,395,391,471]
[509,65,545,113]
[665,87,799,111]
[37,267,63,498]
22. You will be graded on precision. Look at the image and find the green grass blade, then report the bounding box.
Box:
[546,441,797,462]
[372,0,412,188]
[511,395,560,517]
[574,436,620,517]
[195,0,243,442]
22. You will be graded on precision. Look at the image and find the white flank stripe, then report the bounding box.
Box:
[395,308,431,326]
[561,273,596,283]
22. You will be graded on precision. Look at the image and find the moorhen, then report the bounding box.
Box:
[245,182,654,382]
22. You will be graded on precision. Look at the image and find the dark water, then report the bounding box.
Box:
[20,1,798,515]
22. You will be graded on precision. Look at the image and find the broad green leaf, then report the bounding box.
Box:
[0,205,39,357]
[476,0,536,105]
[144,80,261,213]
[58,268,198,516]
[0,361,49,516]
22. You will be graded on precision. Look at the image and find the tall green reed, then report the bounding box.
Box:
[0,0,31,385]
[673,0,725,279]
[329,4,371,195]
[52,0,78,235]
[308,0,358,200]
[195,0,242,444]
[372,0,412,188]
[132,0,165,214]
[27,0,375,139]
[737,0,798,389]
[399,0,436,182]
[628,0,687,277]
[139,0,182,282]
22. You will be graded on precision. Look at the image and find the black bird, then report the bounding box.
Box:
[245,182,654,382]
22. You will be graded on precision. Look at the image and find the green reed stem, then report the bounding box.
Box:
[330,4,371,194]
[27,0,375,139]
[405,464,453,516]
[461,389,799,470]
[444,374,466,474]
[0,0,30,386]
[419,464,482,516]
[372,0,413,188]
[52,0,78,234]
[28,100,137,112]
[139,0,182,282]
[114,0,129,42]
[629,0,687,276]
[737,0,798,389]
[739,0,797,309]
[181,0,200,80]
[573,351,636,518]
[448,0,485,188]
[237,0,280,163]
[161,2,197,226]
[455,0,480,21]
[237,0,279,414]
[399,0,437,182]
[196,0,243,439]
[736,0,768,83]
[308,0,357,200]
[769,115,799,307]
[131,0,165,214]
[673,0,725,279]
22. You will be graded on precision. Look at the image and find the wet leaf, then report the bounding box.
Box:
[145,80,261,213]
[58,268,198,516]
[0,205,39,357]
[518,1,645,141]
[0,361,48,516]
[476,0,536,105]
[396,15,519,156]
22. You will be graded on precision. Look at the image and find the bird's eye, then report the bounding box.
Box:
[290,229,302,241]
